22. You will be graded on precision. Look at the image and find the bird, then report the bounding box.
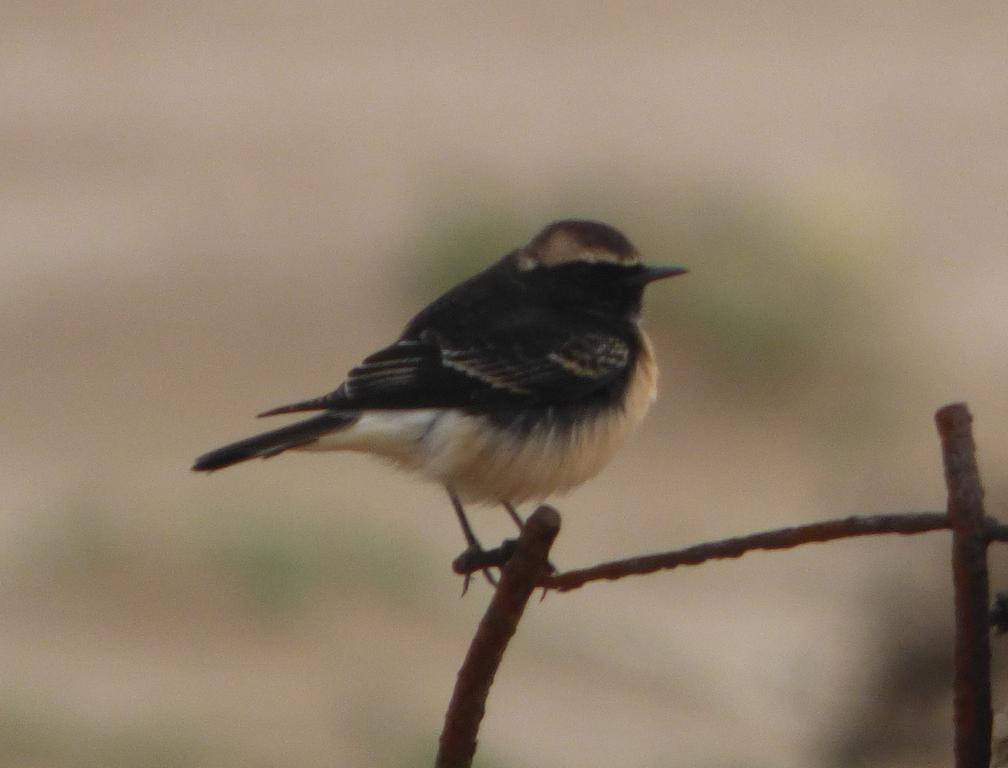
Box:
[193,219,686,566]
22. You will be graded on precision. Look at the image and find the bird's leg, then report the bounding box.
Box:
[447,490,497,592]
[448,489,481,550]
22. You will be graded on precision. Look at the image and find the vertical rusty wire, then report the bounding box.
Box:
[436,506,560,768]
[937,403,992,768]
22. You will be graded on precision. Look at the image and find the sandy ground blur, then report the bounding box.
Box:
[3,3,1008,766]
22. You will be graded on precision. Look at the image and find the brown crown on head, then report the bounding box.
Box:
[517,220,641,269]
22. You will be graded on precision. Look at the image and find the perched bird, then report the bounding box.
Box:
[193,220,686,557]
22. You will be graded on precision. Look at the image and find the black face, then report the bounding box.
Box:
[528,261,650,320]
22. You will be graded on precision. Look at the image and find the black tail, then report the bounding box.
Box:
[192,412,356,472]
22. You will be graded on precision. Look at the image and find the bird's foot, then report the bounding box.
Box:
[451,538,557,595]
[452,539,519,594]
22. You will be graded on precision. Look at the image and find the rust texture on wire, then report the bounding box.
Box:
[435,505,560,768]
[937,403,991,768]
[540,511,950,592]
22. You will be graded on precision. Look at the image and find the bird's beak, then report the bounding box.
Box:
[625,265,688,286]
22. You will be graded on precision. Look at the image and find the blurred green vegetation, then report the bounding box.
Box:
[44,491,125,578]
[657,185,892,390]
[34,495,440,614]
[0,678,516,768]
[0,694,201,768]
[214,511,438,612]
[412,214,529,300]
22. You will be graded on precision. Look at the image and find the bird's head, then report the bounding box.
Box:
[512,220,687,319]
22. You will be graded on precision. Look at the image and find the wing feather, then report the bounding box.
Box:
[260,315,634,414]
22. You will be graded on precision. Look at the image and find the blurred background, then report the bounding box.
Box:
[3,2,1008,766]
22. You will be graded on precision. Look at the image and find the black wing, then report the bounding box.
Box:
[259,314,634,415]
